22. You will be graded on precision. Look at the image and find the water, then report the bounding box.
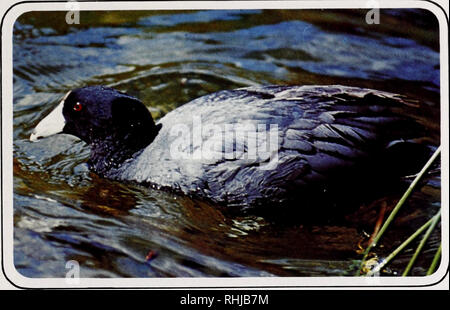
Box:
[12,9,441,278]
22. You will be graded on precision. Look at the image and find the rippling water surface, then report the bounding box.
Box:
[12,9,441,278]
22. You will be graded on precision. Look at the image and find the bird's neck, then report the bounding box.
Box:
[87,132,155,177]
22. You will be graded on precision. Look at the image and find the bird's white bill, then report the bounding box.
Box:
[30,99,66,142]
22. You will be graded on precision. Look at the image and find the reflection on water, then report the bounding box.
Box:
[12,9,440,278]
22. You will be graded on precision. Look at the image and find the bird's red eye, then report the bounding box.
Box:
[73,102,83,112]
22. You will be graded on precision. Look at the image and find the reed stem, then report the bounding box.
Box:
[365,214,437,276]
[402,211,441,276]
[356,146,441,276]
[426,244,442,275]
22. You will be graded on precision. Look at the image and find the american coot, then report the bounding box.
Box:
[30,85,432,214]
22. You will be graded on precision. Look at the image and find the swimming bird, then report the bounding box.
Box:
[30,85,432,216]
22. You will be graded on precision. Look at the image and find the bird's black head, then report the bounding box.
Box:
[30,86,161,175]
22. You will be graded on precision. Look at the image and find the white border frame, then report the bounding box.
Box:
[1,0,448,289]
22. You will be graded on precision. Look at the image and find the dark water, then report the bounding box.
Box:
[13,9,441,278]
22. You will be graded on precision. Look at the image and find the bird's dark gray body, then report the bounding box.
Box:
[111,85,427,210]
